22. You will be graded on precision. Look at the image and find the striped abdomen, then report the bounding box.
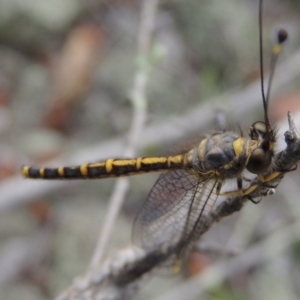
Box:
[22,132,251,180]
[22,155,189,179]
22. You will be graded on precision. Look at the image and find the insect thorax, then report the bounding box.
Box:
[187,131,252,179]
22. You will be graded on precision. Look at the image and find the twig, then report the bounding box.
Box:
[90,0,160,267]
[154,218,300,300]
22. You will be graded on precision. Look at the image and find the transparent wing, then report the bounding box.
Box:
[132,169,219,257]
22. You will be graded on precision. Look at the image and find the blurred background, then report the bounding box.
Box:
[1,0,300,299]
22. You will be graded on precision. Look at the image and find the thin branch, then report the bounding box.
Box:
[154,218,300,300]
[90,0,160,266]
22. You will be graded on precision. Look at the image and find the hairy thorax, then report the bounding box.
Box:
[186,131,257,179]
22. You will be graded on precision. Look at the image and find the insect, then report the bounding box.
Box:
[22,0,289,271]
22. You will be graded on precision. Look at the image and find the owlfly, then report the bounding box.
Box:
[22,0,293,274]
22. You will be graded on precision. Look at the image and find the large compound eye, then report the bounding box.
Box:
[246,147,272,174]
[249,121,267,140]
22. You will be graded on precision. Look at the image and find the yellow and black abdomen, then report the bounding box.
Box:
[22,132,250,181]
[22,155,188,180]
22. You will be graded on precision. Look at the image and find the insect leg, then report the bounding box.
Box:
[215,179,223,196]
[237,176,243,194]
[258,172,281,183]
[219,176,259,197]
[258,164,296,184]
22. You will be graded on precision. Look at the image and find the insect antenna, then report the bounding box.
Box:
[258,0,288,141]
[247,0,288,175]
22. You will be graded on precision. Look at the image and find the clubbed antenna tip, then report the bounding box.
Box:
[277,29,288,44]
